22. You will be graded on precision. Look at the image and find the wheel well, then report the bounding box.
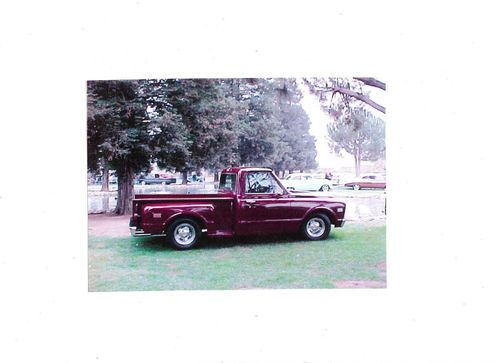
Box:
[164,214,206,234]
[304,209,336,226]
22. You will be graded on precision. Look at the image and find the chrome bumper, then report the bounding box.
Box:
[129,226,152,237]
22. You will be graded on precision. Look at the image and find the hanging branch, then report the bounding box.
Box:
[353,77,386,91]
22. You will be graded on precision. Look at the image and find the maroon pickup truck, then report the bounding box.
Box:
[129,167,346,249]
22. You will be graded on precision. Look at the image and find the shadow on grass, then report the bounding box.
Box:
[134,233,333,252]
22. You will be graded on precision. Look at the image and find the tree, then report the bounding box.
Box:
[140,79,191,175]
[235,80,287,167]
[272,78,317,173]
[163,79,242,183]
[87,80,190,214]
[230,78,317,172]
[88,78,319,214]
[87,81,153,214]
[304,77,386,114]
[327,107,385,176]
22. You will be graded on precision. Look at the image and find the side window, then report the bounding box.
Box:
[245,172,284,194]
[218,173,237,192]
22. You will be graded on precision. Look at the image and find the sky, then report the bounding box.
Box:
[298,79,386,171]
[298,80,351,170]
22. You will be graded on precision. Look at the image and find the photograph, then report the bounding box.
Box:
[87,77,387,291]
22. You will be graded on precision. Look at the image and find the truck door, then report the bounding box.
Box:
[235,171,291,235]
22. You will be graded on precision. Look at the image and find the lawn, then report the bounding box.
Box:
[88,223,386,291]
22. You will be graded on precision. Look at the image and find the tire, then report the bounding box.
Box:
[319,184,331,192]
[166,218,201,250]
[353,184,360,190]
[302,214,331,241]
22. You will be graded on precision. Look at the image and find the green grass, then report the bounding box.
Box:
[88,224,386,291]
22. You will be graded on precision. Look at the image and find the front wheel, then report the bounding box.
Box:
[166,218,201,250]
[352,184,360,190]
[302,214,331,240]
[319,184,331,192]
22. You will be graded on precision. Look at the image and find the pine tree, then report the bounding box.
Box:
[327,107,385,176]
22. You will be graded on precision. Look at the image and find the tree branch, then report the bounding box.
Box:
[353,77,386,91]
[329,86,386,114]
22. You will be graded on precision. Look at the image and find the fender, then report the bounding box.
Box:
[141,203,215,235]
[302,206,338,226]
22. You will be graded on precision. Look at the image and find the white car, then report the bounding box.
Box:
[281,173,334,192]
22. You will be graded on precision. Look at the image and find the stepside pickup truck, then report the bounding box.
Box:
[129,167,346,249]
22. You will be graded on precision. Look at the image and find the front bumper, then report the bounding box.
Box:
[335,219,346,228]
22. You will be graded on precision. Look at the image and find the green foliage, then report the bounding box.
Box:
[162,79,242,171]
[87,78,319,212]
[327,107,385,163]
[229,78,317,171]
[87,80,152,178]
[272,79,317,171]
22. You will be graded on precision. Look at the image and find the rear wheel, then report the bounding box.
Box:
[319,184,331,192]
[302,214,331,240]
[166,218,201,250]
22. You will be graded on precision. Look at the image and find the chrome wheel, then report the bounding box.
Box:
[173,223,196,246]
[353,184,360,190]
[306,217,326,238]
[320,184,330,191]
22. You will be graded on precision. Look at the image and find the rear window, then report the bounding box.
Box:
[219,173,237,193]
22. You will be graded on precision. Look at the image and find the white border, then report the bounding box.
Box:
[1,1,498,362]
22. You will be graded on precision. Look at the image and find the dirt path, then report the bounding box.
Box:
[88,214,132,237]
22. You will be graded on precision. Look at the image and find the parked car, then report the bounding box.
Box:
[281,173,334,192]
[129,167,346,249]
[187,175,204,183]
[344,174,386,190]
[93,173,117,185]
[135,173,177,185]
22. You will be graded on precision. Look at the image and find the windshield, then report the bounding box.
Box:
[218,173,237,193]
[245,171,284,194]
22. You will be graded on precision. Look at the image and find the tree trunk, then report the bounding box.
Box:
[101,163,109,192]
[354,149,361,177]
[114,168,135,215]
[182,170,188,185]
[102,195,109,212]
